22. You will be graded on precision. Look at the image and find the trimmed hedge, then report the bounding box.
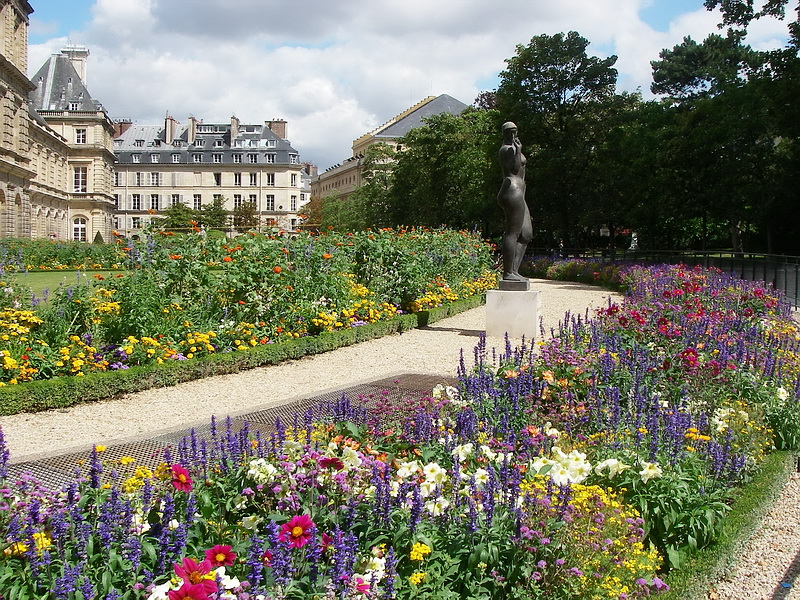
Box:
[0,294,485,416]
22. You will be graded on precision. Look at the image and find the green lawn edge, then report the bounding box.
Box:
[0,294,485,416]
[660,450,796,599]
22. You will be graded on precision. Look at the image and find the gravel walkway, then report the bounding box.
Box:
[0,277,797,599]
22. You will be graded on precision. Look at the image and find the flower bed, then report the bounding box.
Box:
[0,228,495,386]
[2,264,798,599]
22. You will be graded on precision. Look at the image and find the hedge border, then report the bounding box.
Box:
[0,294,485,416]
[661,450,797,599]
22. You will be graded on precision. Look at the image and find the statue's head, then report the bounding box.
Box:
[501,121,517,139]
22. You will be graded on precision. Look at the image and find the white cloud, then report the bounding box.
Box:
[25,0,791,169]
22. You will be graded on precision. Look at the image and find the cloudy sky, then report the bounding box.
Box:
[27,0,789,170]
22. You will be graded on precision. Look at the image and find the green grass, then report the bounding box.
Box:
[9,270,122,301]
[660,451,796,599]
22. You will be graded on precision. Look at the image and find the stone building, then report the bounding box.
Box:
[113,115,310,233]
[0,0,115,241]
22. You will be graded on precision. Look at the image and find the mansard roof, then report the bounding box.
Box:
[29,53,104,112]
[357,94,468,145]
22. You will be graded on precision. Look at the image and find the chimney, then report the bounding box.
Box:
[113,119,133,138]
[230,115,240,143]
[187,115,198,145]
[61,45,90,84]
[266,119,287,140]
[164,113,177,144]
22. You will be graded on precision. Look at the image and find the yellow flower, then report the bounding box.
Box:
[410,542,432,561]
[94,445,107,452]
[408,572,426,585]
[119,456,135,466]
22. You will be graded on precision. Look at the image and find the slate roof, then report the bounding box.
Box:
[29,53,104,112]
[114,123,300,166]
[367,94,468,141]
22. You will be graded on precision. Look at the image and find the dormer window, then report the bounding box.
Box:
[214,139,224,147]
[134,139,144,147]
[68,102,79,111]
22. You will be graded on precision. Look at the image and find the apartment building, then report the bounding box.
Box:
[0,0,115,241]
[113,115,310,233]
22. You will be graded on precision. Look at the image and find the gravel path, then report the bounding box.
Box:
[0,278,797,599]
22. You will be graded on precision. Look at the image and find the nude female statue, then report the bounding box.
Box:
[497,121,532,283]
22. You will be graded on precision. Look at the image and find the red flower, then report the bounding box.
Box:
[223,256,233,262]
[354,576,370,593]
[167,582,211,600]
[171,464,193,492]
[173,557,217,595]
[261,549,273,567]
[279,514,315,548]
[205,544,236,567]
[273,266,282,274]
[318,456,344,470]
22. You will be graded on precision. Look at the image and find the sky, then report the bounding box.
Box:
[26,0,790,171]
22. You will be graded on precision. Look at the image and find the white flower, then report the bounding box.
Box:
[472,468,489,487]
[167,519,180,530]
[543,422,560,438]
[480,445,497,462]
[365,556,387,580]
[241,515,262,531]
[425,496,451,516]
[531,456,556,474]
[594,458,631,479]
[639,461,663,483]
[423,462,447,486]
[549,464,573,486]
[419,479,437,498]
[432,384,446,398]
[452,443,474,461]
[214,567,241,590]
[146,581,174,600]
[396,460,419,479]
[389,480,401,498]
[777,387,790,401]
[283,440,303,455]
[247,458,278,484]
[342,446,362,469]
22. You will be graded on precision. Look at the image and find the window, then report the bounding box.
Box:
[75,129,87,144]
[214,139,224,147]
[300,193,306,203]
[233,154,242,164]
[265,154,275,164]
[233,194,243,209]
[132,154,141,163]
[213,154,222,163]
[172,154,181,163]
[135,172,144,186]
[290,195,297,211]
[193,194,202,210]
[265,195,275,211]
[172,140,183,147]
[265,173,275,187]
[290,155,298,164]
[171,194,180,206]
[192,154,202,163]
[134,140,144,147]
[114,172,122,186]
[150,194,159,210]
[234,173,241,186]
[249,194,257,205]
[73,167,87,192]
[150,172,161,186]
[291,174,297,186]
[213,173,221,186]
[132,216,142,228]
[113,194,120,209]
[69,102,80,111]
[248,154,258,164]
[249,173,257,186]
[132,194,141,210]
[149,154,159,163]
[267,139,276,148]
[291,218,297,230]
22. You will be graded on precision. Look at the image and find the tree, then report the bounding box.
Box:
[158,202,199,230]
[389,109,499,233]
[232,201,259,229]
[651,34,765,100]
[199,195,229,229]
[495,31,621,245]
[703,0,799,48]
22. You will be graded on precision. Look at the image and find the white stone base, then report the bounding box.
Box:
[485,289,540,340]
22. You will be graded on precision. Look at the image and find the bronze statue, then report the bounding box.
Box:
[497,122,532,286]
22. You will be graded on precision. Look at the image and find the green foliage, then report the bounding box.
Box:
[200,195,229,228]
[158,202,200,230]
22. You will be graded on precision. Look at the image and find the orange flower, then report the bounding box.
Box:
[223,256,233,263]
[273,266,282,274]
[93,274,105,280]
[169,254,182,260]
[322,253,332,259]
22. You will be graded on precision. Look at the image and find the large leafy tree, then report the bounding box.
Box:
[390,108,499,233]
[703,0,799,48]
[495,31,621,245]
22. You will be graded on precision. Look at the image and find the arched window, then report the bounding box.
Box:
[72,217,87,242]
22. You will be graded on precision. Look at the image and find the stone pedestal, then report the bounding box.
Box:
[485,289,540,340]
